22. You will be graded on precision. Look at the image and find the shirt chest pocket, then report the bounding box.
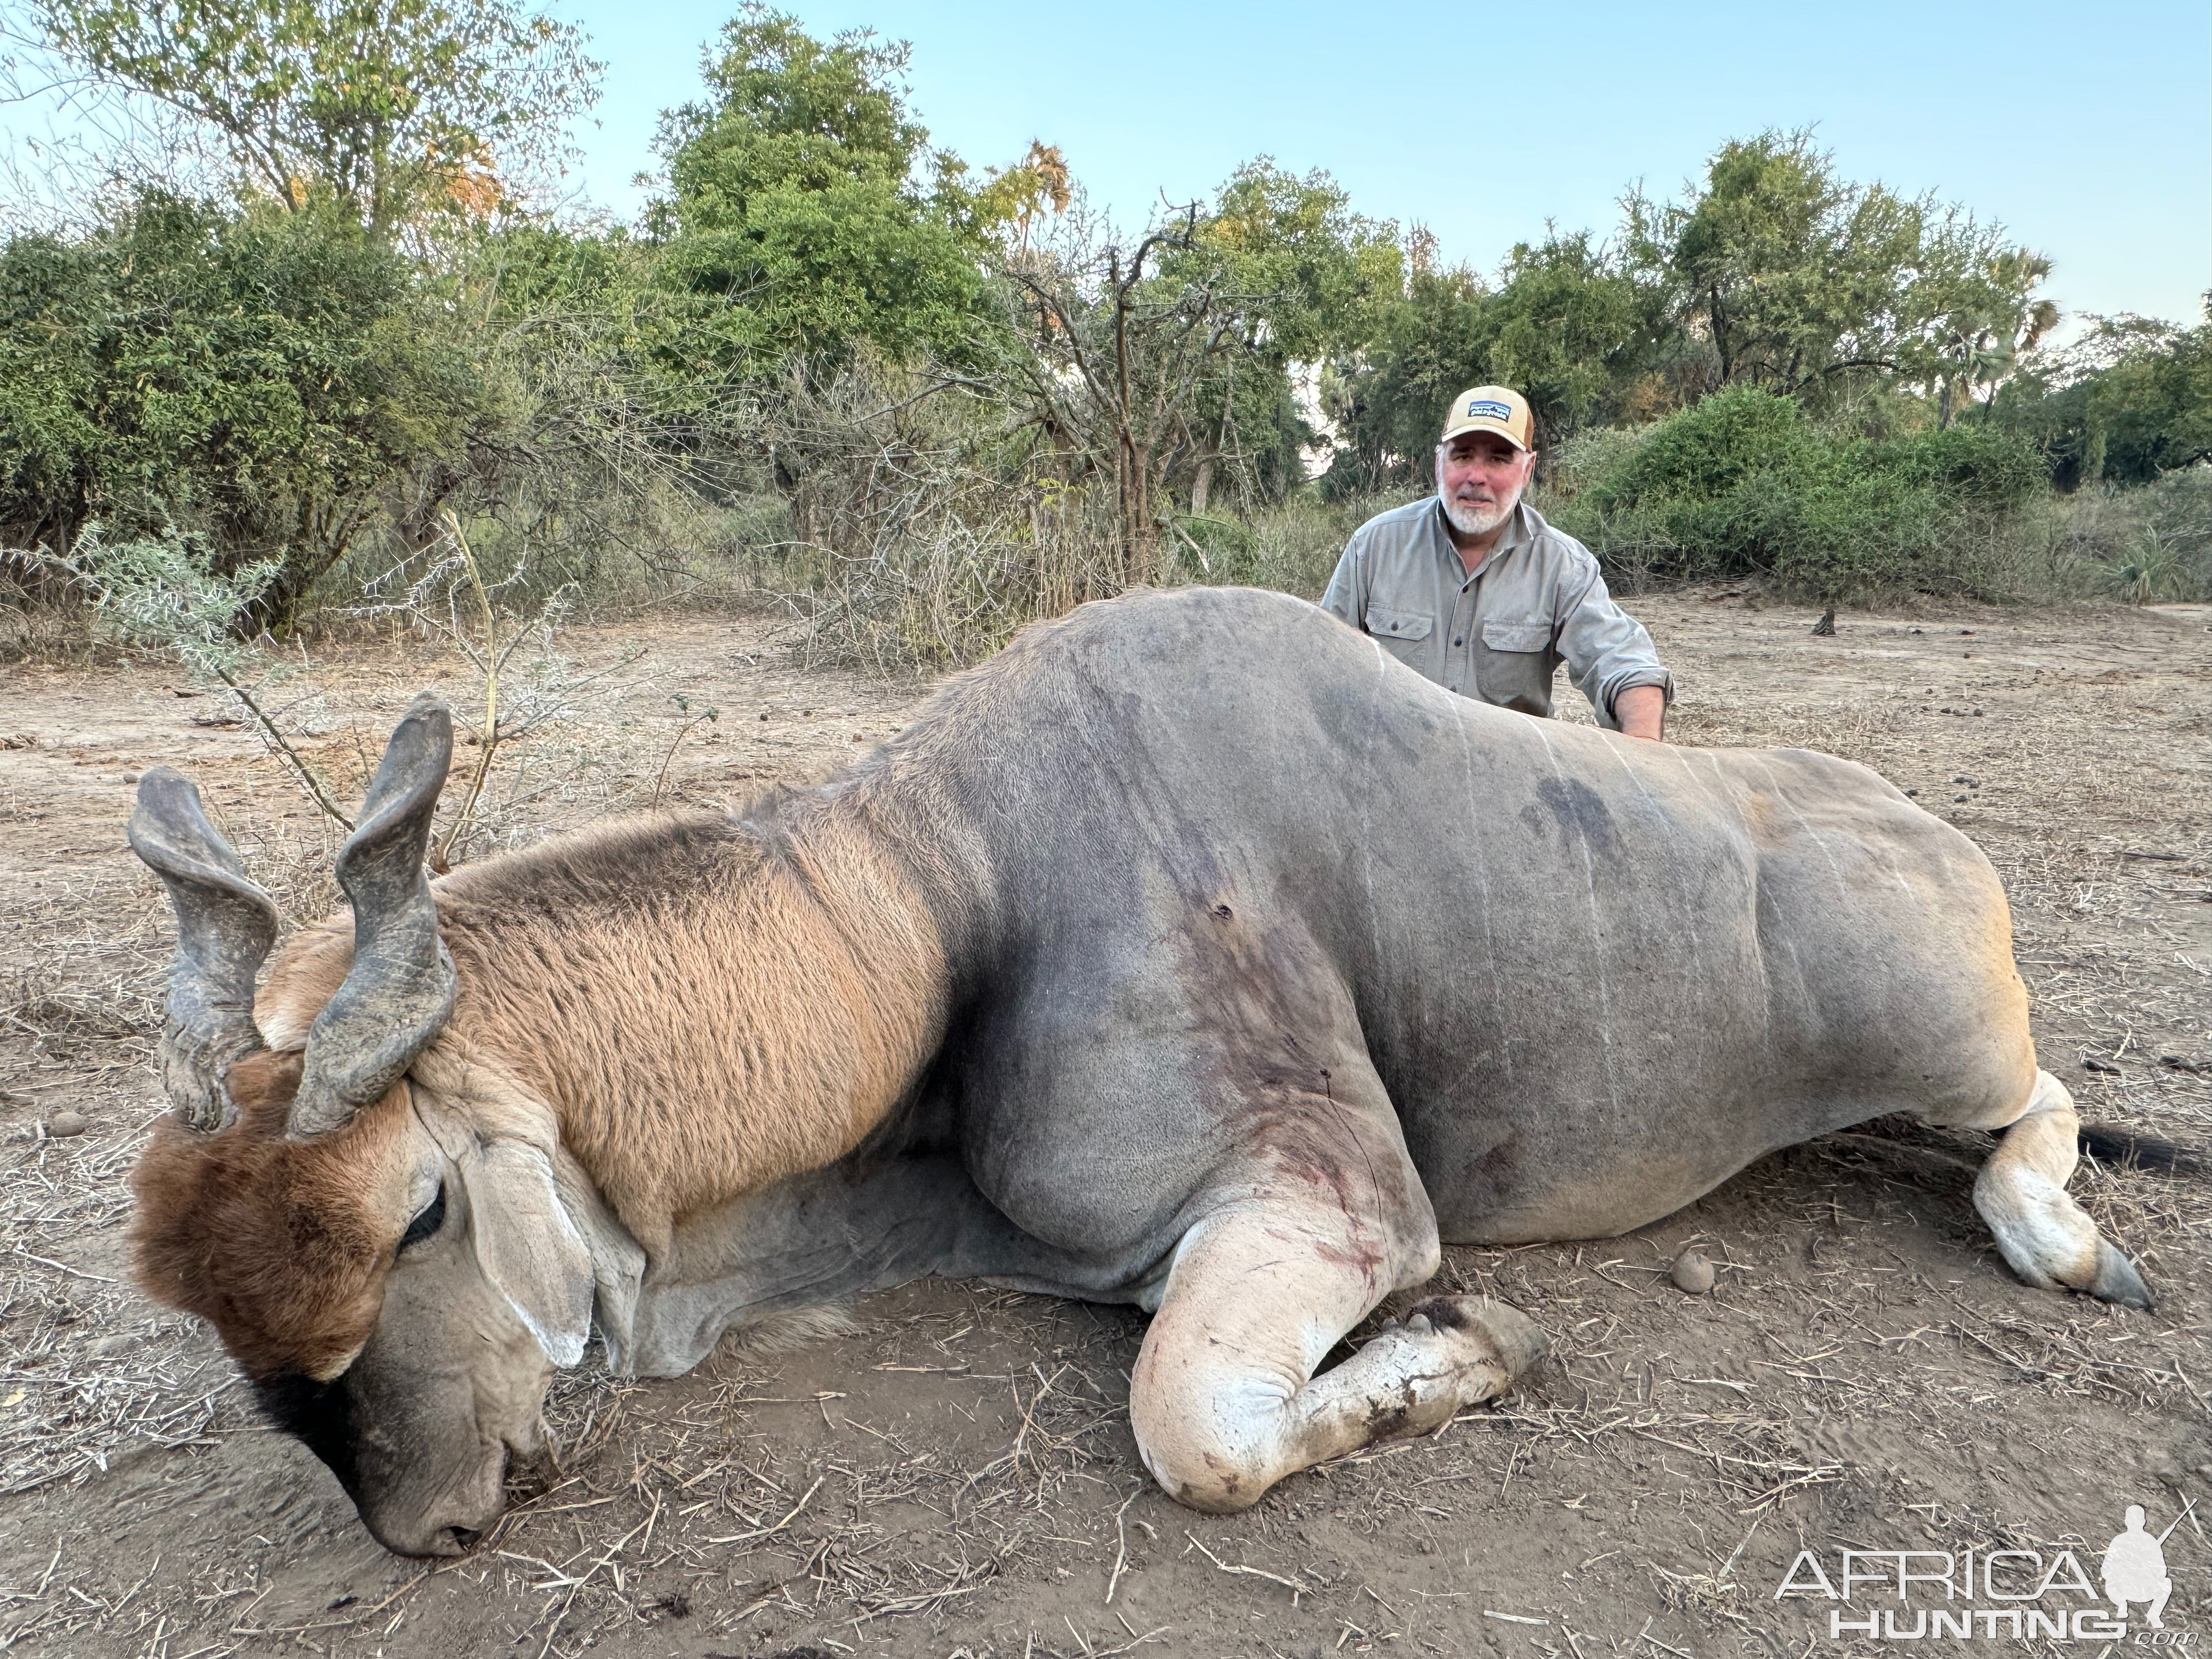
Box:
[1365,605,1434,644]
[1364,603,1436,670]
[1475,616,1558,716]
[1480,619,1551,653]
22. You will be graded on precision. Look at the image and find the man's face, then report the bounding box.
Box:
[1436,430,1534,540]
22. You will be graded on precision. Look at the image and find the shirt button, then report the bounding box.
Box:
[1453,637,1463,646]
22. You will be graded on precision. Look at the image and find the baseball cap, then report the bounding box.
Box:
[1439,386,1533,453]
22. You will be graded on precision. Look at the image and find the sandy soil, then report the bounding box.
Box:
[2,590,2209,1659]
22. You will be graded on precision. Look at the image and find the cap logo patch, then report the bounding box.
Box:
[1466,399,1514,421]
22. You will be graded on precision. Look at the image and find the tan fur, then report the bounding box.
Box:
[181,795,953,1290]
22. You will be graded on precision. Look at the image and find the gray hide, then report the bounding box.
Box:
[619,587,2029,1371]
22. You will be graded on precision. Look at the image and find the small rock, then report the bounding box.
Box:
[1671,1248,1716,1295]
[122,770,140,783]
[43,1110,90,1137]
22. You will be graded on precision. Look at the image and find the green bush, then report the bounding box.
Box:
[1878,422,2047,510]
[1585,386,1816,508]
[1549,386,2047,599]
[0,190,488,627]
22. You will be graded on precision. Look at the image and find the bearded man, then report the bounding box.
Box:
[1321,386,1672,738]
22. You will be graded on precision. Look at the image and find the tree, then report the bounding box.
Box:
[1322,227,1664,493]
[652,7,989,375]
[989,202,1226,583]
[978,160,1396,570]
[1169,161,1398,510]
[1322,255,1489,494]
[973,140,1070,258]
[1925,245,2059,428]
[1633,130,1929,398]
[21,0,599,236]
[1481,230,1667,440]
[1995,306,2212,486]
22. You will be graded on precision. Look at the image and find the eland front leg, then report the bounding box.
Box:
[1130,1191,1547,1514]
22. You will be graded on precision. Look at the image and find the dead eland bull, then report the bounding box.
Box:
[126,586,2152,1557]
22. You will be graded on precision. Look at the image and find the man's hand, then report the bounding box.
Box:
[1616,685,1667,742]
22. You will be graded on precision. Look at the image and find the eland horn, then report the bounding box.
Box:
[128,770,281,1133]
[287,694,458,1139]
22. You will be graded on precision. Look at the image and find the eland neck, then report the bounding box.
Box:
[422,806,956,1256]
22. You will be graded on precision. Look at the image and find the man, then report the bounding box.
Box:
[1321,386,1672,738]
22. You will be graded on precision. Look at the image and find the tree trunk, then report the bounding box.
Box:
[1116,432,1156,589]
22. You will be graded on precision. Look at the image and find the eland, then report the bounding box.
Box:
[125,586,2153,1556]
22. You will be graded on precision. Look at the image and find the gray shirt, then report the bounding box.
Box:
[1319,497,1673,730]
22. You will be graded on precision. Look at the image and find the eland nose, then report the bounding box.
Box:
[368,1496,503,1558]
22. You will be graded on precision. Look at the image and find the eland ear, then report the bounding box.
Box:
[459,1141,595,1369]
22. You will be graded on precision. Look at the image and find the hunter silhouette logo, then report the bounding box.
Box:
[2105,1504,2180,1629]
[1775,1498,2196,1643]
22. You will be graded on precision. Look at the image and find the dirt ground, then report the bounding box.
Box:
[2,589,2209,1659]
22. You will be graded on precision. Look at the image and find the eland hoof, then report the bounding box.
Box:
[1402,1294,1549,1383]
[2086,1240,2154,1311]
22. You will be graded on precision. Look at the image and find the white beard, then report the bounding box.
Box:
[1441,486,1520,539]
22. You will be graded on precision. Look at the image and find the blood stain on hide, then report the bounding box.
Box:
[1313,1237,1384,1274]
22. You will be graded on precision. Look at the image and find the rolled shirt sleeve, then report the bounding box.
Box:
[1555,560,1674,728]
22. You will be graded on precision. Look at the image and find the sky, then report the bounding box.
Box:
[550,0,2211,328]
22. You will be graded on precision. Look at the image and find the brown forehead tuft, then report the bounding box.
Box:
[129,1066,415,1379]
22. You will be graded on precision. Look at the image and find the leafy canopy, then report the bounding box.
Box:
[653,6,988,373]
[1994,307,2212,486]
[25,0,600,233]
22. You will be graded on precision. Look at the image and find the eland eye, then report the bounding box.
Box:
[398,1185,447,1254]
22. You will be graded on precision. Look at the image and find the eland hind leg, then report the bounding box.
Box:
[1936,1068,2152,1309]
